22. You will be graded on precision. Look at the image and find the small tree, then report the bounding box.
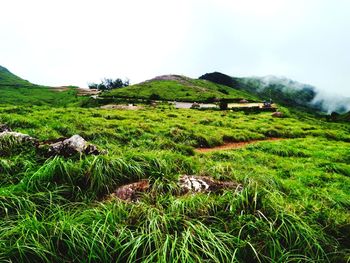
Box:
[88,83,98,90]
[88,78,129,91]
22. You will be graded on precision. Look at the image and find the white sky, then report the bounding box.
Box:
[1,0,349,96]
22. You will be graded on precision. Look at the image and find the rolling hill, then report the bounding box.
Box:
[0,65,35,87]
[0,65,84,106]
[102,75,258,102]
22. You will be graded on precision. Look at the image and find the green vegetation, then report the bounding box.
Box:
[0,66,86,107]
[0,67,349,262]
[0,86,87,106]
[103,75,257,102]
[0,66,34,87]
[88,78,130,91]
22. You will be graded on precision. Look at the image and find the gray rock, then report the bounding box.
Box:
[47,135,102,157]
[179,175,242,194]
[114,180,150,201]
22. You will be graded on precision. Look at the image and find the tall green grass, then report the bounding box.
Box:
[0,103,349,262]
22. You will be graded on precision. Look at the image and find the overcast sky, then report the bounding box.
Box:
[1,0,349,96]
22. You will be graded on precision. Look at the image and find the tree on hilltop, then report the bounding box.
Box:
[88,78,129,91]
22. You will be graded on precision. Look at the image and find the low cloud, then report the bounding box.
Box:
[251,76,350,114]
[311,91,350,114]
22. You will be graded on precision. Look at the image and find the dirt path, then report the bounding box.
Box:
[196,138,283,153]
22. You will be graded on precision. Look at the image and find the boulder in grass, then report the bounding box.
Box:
[272,112,283,118]
[114,180,150,201]
[178,175,242,194]
[46,135,102,157]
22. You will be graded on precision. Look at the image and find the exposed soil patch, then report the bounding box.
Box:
[51,87,101,96]
[196,138,284,153]
[100,104,142,110]
[76,88,100,96]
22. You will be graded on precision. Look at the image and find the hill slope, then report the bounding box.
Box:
[0,65,85,106]
[0,65,34,86]
[102,75,258,102]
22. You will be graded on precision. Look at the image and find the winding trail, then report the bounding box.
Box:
[196,138,284,153]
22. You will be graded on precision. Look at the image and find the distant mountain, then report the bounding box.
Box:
[0,65,35,87]
[102,74,258,102]
[199,72,350,114]
[200,72,317,109]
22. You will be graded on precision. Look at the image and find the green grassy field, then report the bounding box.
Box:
[0,101,349,262]
[0,66,349,262]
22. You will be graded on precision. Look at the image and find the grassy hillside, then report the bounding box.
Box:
[0,66,34,87]
[0,68,349,262]
[102,75,258,102]
[0,65,86,107]
[0,104,349,262]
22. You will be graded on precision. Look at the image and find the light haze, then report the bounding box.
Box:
[1,0,349,96]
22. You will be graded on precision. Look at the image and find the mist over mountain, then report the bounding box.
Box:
[311,91,350,114]
[255,76,350,114]
[200,72,350,114]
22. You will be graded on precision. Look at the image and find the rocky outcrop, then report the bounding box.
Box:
[114,180,150,201]
[113,175,242,201]
[0,124,104,157]
[179,175,242,194]
[45,135,102,157]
